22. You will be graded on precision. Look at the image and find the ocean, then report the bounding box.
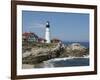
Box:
[34,57,89,68]
[52,58,89,67]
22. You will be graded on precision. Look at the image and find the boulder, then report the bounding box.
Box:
[22,43,63,64]
[60,43,88,57]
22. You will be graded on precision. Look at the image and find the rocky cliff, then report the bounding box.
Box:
[22,43,89,64]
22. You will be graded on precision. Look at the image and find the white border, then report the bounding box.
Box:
[17,5,94,75]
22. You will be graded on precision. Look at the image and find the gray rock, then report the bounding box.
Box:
[22,43,89,64]
[60,43,88,57]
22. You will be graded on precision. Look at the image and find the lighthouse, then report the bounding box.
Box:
[45,21,51,43]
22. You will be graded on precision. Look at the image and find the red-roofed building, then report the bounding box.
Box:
[22,32,39,43]
[51,38,61,43]
[38,38,46,43]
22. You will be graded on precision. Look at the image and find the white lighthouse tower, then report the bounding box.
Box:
[45,21,51,43]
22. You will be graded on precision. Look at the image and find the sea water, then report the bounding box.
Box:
[34,57,89,68]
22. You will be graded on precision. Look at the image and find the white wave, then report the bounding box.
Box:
[42,56,89,68]
[44,56,89,63]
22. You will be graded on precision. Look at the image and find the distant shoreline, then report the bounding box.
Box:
[62,41,89,48]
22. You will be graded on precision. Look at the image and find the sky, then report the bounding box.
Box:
[22,10,89,42]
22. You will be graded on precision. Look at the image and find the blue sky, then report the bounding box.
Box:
[22,10,89,42]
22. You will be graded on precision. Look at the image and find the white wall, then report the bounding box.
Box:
[0,0,100,80]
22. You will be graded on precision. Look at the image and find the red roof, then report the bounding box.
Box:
[38,38,45,41]
[22,32,38,39]
[51,38,60,41]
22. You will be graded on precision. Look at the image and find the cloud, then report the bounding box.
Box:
[28,22,45,29]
